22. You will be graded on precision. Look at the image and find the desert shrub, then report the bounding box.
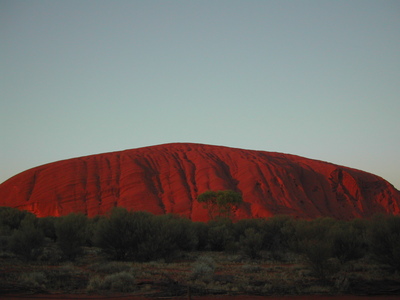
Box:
[19,272,47,289]
[0,207,36,235]
[134,214,194,261]
[286,217,336,253]
[94,208,143,260]
[299,238,337,280]
[42,265,87,290]
[207,218,235,251]
[197,190,243,220]
[240,228,263,259]
[191,255,216,280]
[87,271,136,292]
[261,215,294,257]
[329,220,366,264]
[88,261,133,274]
[86,276,103,293]
[55,213,88,260]
[234,218,265,239]
[197,255,216,267]
[302,217,337,240]
[241,264,262,273]
[135,216,180,261]
[36,245,64,263]
[289,218,342,280]
[0,235,10,251]
[0,249,16,259]
[37,216,57,241]
[162,214,198,251]
[192,221,209,250]
[368,215,400,271]
[8,219,45,260]
[86,215,103,246]
[94,208,186,261]
[281,218,301,252]
[142,214,198,259]
[103,271,136,292]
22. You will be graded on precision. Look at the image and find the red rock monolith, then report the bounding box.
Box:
[0,143,399,220]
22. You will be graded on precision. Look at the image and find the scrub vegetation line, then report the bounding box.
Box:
[1,206,400,297]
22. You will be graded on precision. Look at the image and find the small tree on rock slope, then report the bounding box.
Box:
[197,190,243,220]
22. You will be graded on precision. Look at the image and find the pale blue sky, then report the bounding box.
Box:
[1,0,399,189]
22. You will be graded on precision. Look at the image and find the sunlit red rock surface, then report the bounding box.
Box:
[0,143,399,220]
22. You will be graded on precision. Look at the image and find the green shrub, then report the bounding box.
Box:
[86,276,103,293]
[19,272,47,289]
[299,238,336,280]
[191,255,216,280]
[234,218,265,243]
[134,215,181,261]
[55,213,88,260]
[159,214,198,251]
[0,236,10,251]
[368,215,400,271]
[241,264,262,273]
[207,218,235,251]
[94,208,153,260]
[240,228,263,259]
[95,209,197,261]
[8,219,45,260]
[197,190,243,220]
[37,216,57,241]
[37,245,64,263]
[192,221,208,250]
[262,215,293,254]
[87,271,136,292]
[88,261,133,274]
[86,215,103,246]
[0,207,36,235]
[0,250,16,259]
[329,220,366,264]
[104,271,136,292]
[136,214,198,261]
[286,217,335,253]
[43,265,86,290]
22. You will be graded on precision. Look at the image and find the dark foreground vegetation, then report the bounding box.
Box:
[1,206,400,297]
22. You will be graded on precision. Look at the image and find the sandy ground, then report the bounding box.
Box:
[2,295,400,300]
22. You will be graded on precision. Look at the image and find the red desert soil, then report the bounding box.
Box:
[2,295,400,300]
[0,143,399,220]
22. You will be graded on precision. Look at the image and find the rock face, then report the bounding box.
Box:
[0,143,399,220]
